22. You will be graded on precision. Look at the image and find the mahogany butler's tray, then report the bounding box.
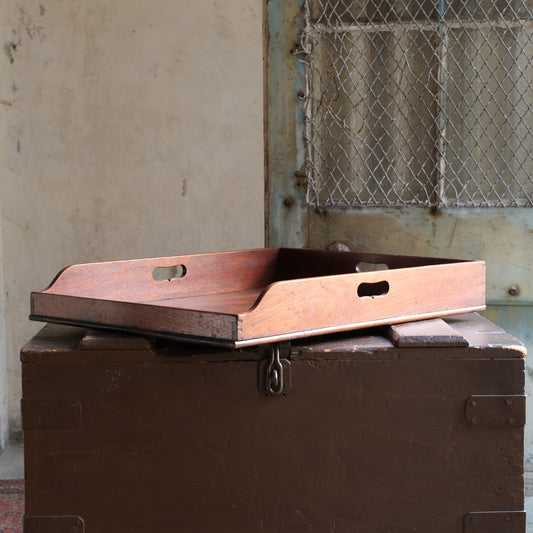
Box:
[30,248,486,347]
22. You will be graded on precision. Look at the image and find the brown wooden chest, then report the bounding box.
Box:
[21,313,526,532]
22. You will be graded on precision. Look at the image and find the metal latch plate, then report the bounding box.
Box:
[25,516,85,533]
[464,511,526,532]
[22,398,82,430]
[465,395,525,426]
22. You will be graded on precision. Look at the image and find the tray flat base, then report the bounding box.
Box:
[144,288,263,314]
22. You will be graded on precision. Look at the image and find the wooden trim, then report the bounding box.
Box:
[31,293,237,341]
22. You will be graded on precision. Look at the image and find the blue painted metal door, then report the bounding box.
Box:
[266,0,533,463]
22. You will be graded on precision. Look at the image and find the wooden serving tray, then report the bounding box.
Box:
[30,248,486,347]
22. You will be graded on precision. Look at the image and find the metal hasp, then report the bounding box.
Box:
[465,395,526,427]
[258,343,291,396]
[464,511,526,532]
[24,516,85,533]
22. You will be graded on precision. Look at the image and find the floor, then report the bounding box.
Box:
[0,442,24,533]
[527,473,533,531]
[0,442,24,481]
[1,443,533,530]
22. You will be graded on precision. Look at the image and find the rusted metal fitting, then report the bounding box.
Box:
[289,43,300,55]
[294,170,308,187]
[508,286,520,297]
[283,196,295,207]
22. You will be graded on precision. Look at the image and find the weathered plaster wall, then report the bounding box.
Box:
[0,199,6,449]
[0,0,264,439]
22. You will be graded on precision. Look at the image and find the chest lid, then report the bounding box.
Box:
[21,313,525,365]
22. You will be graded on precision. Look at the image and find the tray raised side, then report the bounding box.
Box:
[30,248,486,347]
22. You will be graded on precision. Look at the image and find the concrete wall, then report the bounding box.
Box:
[0,0,264,441]
[0,205,6,449]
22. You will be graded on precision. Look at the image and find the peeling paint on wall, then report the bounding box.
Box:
[3,42,18,64]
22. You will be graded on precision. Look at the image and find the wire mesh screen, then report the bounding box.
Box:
[302,0,533,207]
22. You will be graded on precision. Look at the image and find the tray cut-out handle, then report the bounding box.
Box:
[152,264,187,282]
[357,280,390,298]
[356,261,389,273]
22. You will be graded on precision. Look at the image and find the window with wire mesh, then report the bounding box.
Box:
[302,0,533,207]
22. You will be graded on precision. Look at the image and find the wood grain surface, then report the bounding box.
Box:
[30,248,486,346]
